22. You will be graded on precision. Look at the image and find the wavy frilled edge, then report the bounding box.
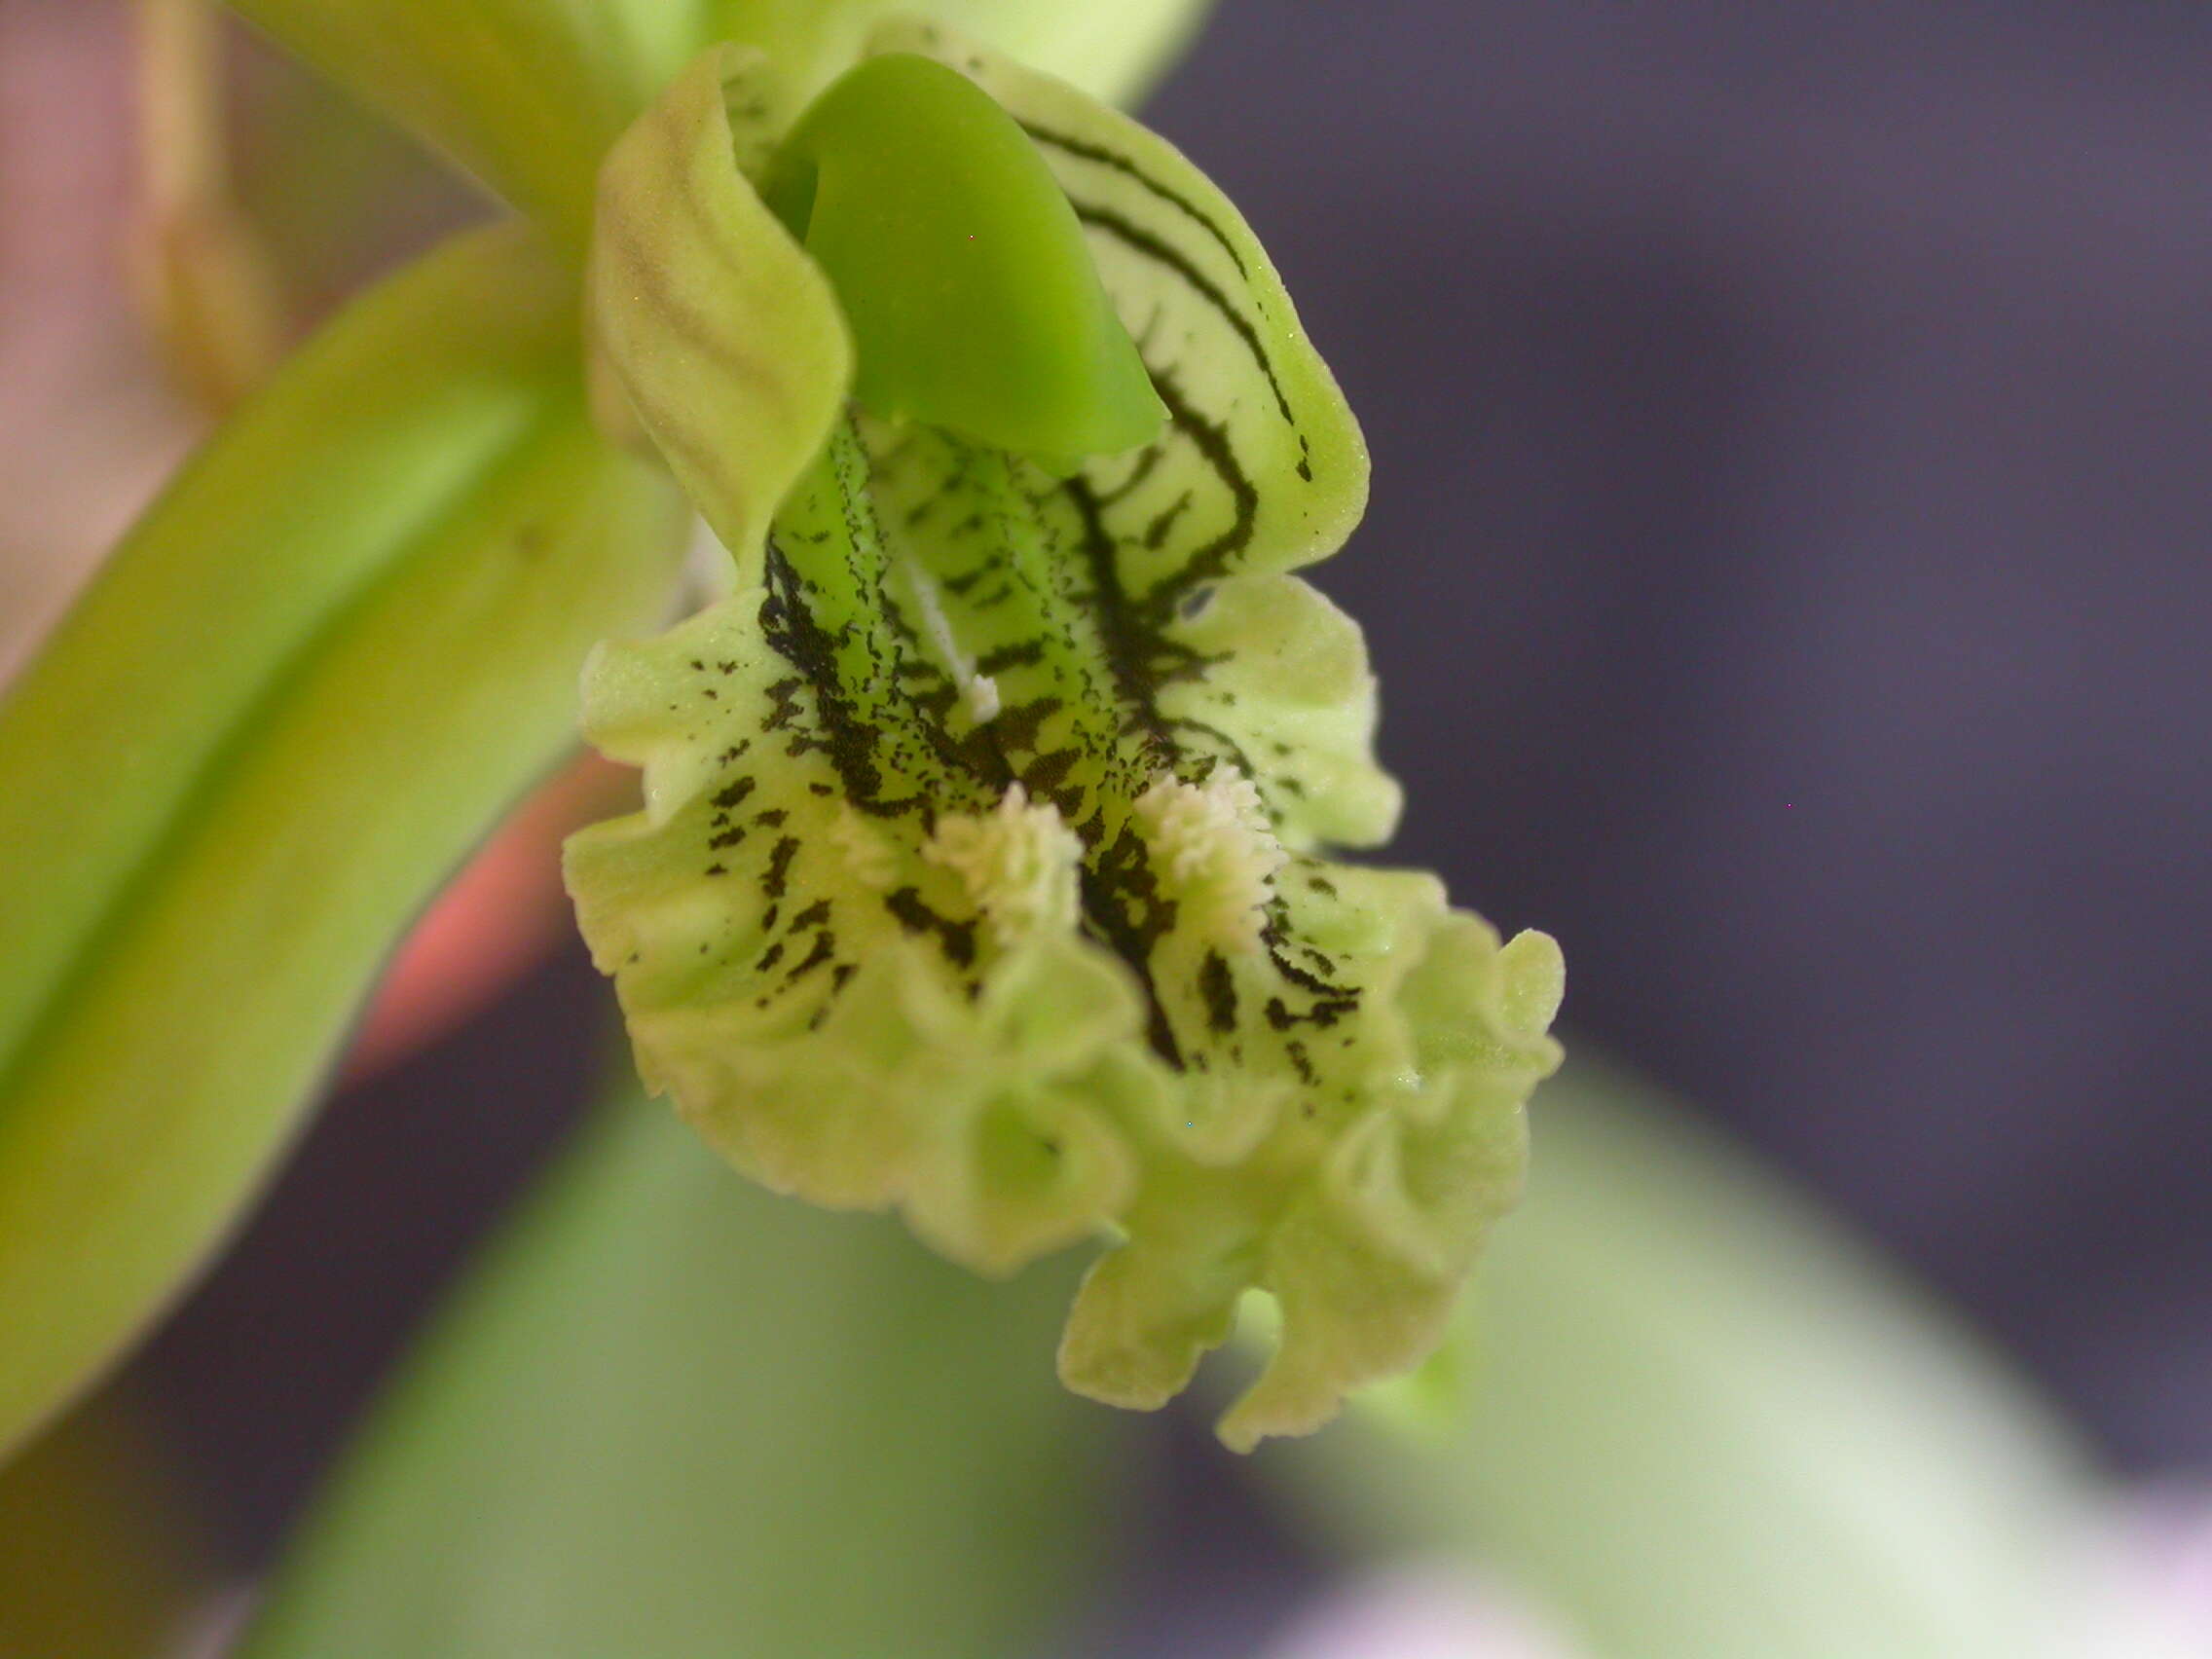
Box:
[570,18,1564,1447]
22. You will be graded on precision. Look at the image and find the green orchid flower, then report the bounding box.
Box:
[0,0,1215,1463]
[6,16,2124,1654]
[567,18,1564,1449]
[0,0,1556,1460]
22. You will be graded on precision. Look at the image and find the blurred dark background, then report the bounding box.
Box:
[38,0,2205,1588]
[1149,0,2212,1471]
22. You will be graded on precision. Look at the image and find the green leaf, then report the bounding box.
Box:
[0,223,689,1462]
[224,0,1223,258]
[572,22,1563,1450]
[1253,1056,2109,1659]
[241,1084,1124,1659]
[0,1390,206,1659]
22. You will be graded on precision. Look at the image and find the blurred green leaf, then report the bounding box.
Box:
[0,222,689,1462]
[1252,1054,2107,1659]
[0,1387,210,1659]
[242,1083,1126,1659]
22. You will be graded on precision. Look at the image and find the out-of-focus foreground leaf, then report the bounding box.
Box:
[241,1085,1124,1659]
[0,222,689,1462]
[0,1388,208,1659]
[1253,1054,2108,1659]
[223,0,1219,256]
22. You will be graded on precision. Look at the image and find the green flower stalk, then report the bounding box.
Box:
[0,223,688,1459]
[570,18,1564,1449]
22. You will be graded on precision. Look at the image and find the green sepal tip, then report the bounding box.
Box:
[760,52,1165,468]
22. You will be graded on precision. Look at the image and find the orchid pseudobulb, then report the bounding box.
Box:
[567,18,1564,1450]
